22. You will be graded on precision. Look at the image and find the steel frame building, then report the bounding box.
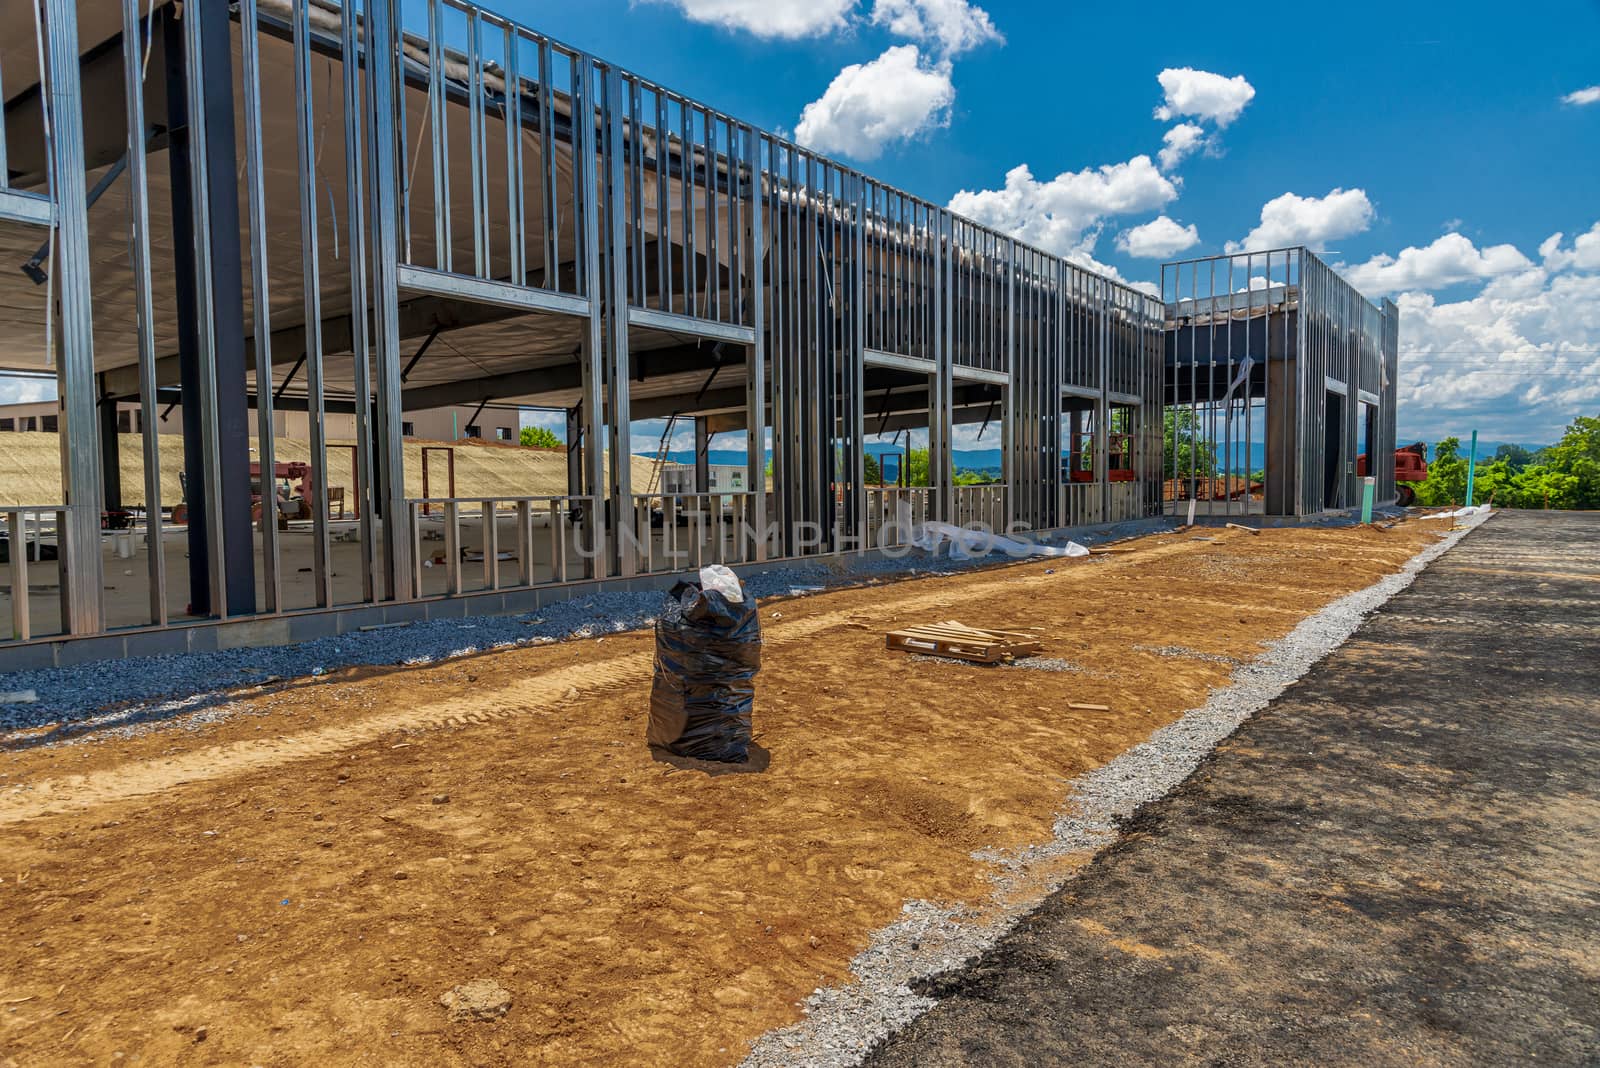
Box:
[0,1,1386,662]
[1161,250,1400,517]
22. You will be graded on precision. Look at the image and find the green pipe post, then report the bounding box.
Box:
[1464,429,1478,507]
[1361,476,1375,524]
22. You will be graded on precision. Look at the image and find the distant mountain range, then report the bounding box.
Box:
[638,439,1549,473]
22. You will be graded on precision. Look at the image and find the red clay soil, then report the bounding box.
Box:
[0,520,1448,1066]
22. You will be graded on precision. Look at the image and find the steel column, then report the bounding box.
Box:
[367,0,412,598]
[44,0,103,633]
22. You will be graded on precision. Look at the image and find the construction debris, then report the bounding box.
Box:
[1225,523,1261,535]
[886,621,1043,664]
[911,523,1088,560]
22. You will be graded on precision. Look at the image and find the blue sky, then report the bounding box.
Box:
[6,0,1594,455]
[515,0,1599,450]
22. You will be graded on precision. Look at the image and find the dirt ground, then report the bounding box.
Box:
[0,519,1450,1066]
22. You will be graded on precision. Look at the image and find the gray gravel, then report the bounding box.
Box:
[738,513,1490,1068]
[0,517,1168,744]
[1134,643,1243,666]
[1001,657,1084,674]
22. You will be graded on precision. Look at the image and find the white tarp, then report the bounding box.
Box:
[910,522,1089,560]
[1431,505,1493,519]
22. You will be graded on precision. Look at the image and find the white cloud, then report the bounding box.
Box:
[794,45,955,160]
[644,0,856,38]
[1340,232,1533,296]
[1157,122,1207,171]
[948,156,1177,256]
[1116,215,1200,259]
[1540,221,1600,273]
[1397,269,1600,443]
[1225,188,1374,254]
[0,375,55,406]
[1153,68,1255,127]
[1560,85,1600,106]
[869,0,1001,56]
[1377,218,1600,443]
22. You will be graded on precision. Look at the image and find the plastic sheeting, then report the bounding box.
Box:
[1432,505,1493,519]
[910,522,1089,561]
[647,579,762,763]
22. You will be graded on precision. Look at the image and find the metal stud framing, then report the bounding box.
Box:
[1161,247,1398,519]
[1,0,1395,654]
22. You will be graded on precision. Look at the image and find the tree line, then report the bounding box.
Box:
[1414,416,1600,510]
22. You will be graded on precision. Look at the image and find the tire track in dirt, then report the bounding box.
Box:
[0,542,1211,824]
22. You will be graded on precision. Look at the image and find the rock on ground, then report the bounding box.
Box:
[440,979,513,1022]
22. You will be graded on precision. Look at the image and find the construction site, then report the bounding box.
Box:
[2,2,1595,1067]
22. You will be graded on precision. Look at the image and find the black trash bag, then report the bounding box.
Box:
[647,578,762,762]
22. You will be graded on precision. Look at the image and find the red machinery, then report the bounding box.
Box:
[250,461,315,523]
[1357,442,1428,506]
[1066,432,1137,483]
[173,461,344,526]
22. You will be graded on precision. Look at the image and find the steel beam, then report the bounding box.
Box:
[192,0,256,617]
[368,0,411,596]
[603,68,636,576]
[43,0,105,633]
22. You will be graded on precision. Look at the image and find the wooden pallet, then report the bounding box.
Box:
[885,620,1043,664]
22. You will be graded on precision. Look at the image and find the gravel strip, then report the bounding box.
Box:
[1000,657,1084,674]
[739,512,1491,1068]
[1133,643,1243,667]
[0,518,1169,743]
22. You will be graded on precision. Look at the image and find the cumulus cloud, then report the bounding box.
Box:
[1157,122,1207,171]
[869,0,1001,57]
[1153,68,1255,127]
[0,375,55,407]
[948,156,1177,256]
[794,45,955,159]
[1116,215,1200,259]
[1357,218,1600,442]
[1340,232,1533,296]
[1397,268,1600,442]
[1225,188,1374,254]
[1540,222,1600,273]
[643,0,856,38]
[1560,85,1600,106]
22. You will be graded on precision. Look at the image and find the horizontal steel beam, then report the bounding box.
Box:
[0,189,52,226]
[397,265,592,318]
[627,307,755,345]
[864,348,936,374]
[99,287,588,399]
[953,365,1010,386]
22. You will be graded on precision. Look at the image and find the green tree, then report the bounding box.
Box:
[520,425,561,449]
[1494,443,1534,471]
[1163,408,1217,480]
[1414,417,1599,510]
[1538,415,1600,509]
[1414,436,1466,506]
